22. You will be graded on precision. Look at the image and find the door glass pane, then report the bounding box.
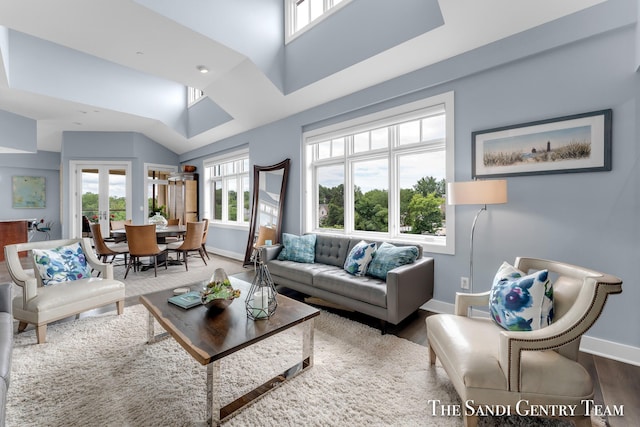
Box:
[81,170,99,225]
[317,164,344,229]
[108,169,127,222]
[353,159,388,232]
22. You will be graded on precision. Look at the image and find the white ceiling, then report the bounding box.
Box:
[0,0,605,155]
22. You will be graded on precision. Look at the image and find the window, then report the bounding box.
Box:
[188,86,204,106]
[203,151,250,227]
[286,0,351,42]
[304,92,455,254]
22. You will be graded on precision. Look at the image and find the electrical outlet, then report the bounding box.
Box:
[460,277,470,290]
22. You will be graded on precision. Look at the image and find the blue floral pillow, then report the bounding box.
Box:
[277,233,316,264]
[366,242,419,280]
[32,242,92,286]
[344,241,377,276]
[489,262,554,332]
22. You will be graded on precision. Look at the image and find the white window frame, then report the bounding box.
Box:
[188,86,205,106]
[285,0,353,44]
[303,91,455,255]
[203,149,250,229]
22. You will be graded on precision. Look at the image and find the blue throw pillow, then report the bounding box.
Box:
[489,262,554,332]
[344,241,377,276]
[32,242,92,286]
[366,242,419,280]
[277,233,316,263]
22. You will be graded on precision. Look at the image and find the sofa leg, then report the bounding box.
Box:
[429,346,437,365]
[116,300,124,315]
[36,324,47,344]
[17,321,28,333]
[379,320,387,335]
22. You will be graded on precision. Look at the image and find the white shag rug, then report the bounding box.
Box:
[6,305,605,427]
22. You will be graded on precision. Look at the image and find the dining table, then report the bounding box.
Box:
[110,224,186,244]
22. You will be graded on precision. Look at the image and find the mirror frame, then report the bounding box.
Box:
[243,158,290,266]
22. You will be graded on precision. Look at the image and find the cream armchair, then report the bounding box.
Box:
[4,238,125,344]
[426,257,622,427]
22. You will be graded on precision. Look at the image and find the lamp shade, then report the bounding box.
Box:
[447,180,507,205]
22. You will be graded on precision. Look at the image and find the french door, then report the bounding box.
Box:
[71,161,132,238]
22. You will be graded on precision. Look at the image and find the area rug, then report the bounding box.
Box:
[110,253,247,298]
[6,305,602,427]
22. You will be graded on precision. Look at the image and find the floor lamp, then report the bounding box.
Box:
[447,179,508,293]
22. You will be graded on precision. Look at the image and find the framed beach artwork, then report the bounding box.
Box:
[472,109,612,178]
[12,176,46,208]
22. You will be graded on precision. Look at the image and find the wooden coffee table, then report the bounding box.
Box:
[139,276,320,426]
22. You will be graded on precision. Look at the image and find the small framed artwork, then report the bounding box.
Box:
[12,176,46,208]
[472,109,612,178]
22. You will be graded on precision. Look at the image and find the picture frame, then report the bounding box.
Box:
[12,176,46,208]
[472,109,612,178]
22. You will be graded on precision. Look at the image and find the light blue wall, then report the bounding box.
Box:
[0,109,36,152]
[181,1,639,348]
[187,97,233,137]
[0,150,61,240]
[285,0,443,93]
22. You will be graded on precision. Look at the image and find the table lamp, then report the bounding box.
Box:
[447,179,508,292]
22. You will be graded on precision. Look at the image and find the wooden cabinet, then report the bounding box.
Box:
[0,220,30,261]
[167,173,198,225]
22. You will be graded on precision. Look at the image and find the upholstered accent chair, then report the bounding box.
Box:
[4,238,125,344]
[426,257,622,427]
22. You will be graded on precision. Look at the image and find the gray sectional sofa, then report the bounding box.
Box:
[264,234,434,329]
[0,283,13,427]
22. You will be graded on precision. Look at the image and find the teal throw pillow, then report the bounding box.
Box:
[489,262,554,332]
[366,242,419,280]
[277,233,316,263]
[32,242,92,286]
[344,241,377,276]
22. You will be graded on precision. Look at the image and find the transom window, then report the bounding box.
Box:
[203,151,250,227]
[286,0,351,42]
[303,92,455,254]
[188,86,204,106]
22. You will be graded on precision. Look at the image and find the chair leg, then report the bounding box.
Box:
[124,256,133,279]
[153,256,158,277]
[202,244,210,260]
[17,321,28,333]
[36,324,47,344]
[183,250,188,271]
[199,248,208,265]
[116,300,124,315]
[429,346,437,365]
[463,414,479,427]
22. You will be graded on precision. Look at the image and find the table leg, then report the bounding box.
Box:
[146,311,169,344]
[206,360,222,426]
[302,318,314,369]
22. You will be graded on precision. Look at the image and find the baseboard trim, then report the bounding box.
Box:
[421,298,640,367]
[205,246,244,261]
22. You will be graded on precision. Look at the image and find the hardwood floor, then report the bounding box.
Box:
[2,263,638,426]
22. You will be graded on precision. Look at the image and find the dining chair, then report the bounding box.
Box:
[164,218,181,243]
[167,221,207,271]
[124,224,168,278]
[90,224,129,276]
[167,218,180,226]
[109,219,131,243]
[201,218,210,260]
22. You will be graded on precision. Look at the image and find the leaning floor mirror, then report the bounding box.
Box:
[243,159,290,266]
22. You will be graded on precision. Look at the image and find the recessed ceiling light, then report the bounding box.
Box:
[197,65,209,74]
[136,51,144,55]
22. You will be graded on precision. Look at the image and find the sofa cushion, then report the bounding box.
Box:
[343,240,377,276]
[366,242,419,280]
[32,242,92,286]
[277,233,316,263]
[267,259,337,286]
[314,269,387,308]
[489,262,554,332]
[314,235,352,267]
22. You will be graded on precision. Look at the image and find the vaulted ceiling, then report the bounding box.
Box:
[0,0,605,154]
